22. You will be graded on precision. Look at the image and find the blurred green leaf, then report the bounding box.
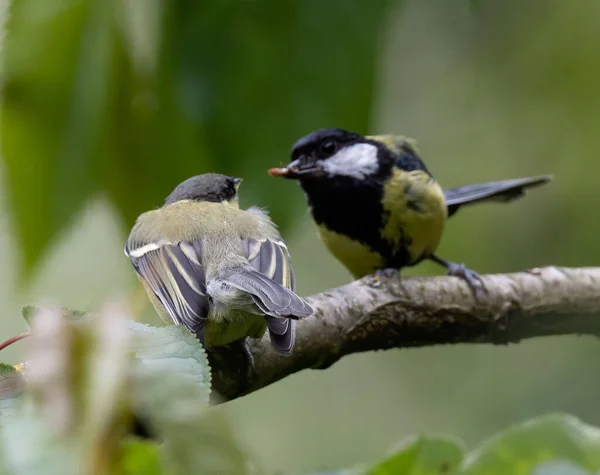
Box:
[0,413,81,475]
[164,0,391,226]
[532,461,592,475]
[121,440,162,475]
[1,0,117,276]
[0,363,24,421]
[129,321,244,473]
[461,414,600,474]
[305,415,600,475]
[129,322,212,407]
[0,305,236,475]
[135,358,248,475]
[305,436,463,475]
[1,0,391,278]
[0,305,132,475]
[307,471,358,475]
[21,305,86,327]
[368,436,464,475]
[20,305,36,326]
[18,306,212,409]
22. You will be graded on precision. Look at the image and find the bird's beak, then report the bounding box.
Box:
[268,159,322,179]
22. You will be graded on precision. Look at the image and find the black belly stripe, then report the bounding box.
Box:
[303,178,413,270]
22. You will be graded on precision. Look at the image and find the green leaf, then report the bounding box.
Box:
[22,304,88,325]
[17,306,212,406]
[532,461,592,475]
[304,437,464,475]
[121,440,162,475]
[134,353,249,475]
[1,0,118,277]
[461,414,600,474]
[22,305,89,328]
[21,305,38,326]
[368,436,464,475]
[306,471,358,475]
[129,322,211,406]
[0,412,81,475]
[0,363,25,421]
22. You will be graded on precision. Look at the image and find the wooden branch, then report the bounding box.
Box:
[207,266,600,403]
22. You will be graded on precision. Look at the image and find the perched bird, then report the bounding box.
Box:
[125,173,313,356]
[268,128,551,292]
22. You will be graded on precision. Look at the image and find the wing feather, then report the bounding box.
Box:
[242,237,297,291]
[239,236,310,355]
[127,241,209,342]
[445,176,552,217]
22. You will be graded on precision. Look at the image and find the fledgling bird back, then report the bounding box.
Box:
[125,173,313,356]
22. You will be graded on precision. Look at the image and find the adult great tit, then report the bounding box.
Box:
[125,173,313,356]
[269,128,551,292]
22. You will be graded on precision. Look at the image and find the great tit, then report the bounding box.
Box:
[269,128,551,292]
[125,173,313,356]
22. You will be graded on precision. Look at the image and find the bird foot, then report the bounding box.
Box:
[376,268,399,278]
[445,262,487,299]
[370,268,399,288]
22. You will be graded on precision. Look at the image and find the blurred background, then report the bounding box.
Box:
[0,0,599,473]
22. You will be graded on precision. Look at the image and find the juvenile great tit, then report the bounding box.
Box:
[269,128,551,292]
[125,173,313,356]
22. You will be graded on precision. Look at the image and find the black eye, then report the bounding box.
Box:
[319,140,337,157]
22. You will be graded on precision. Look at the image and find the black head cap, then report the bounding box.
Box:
[291,128,363,161]
[164,173,242,205]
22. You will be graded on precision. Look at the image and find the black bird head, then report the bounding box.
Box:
[269,128,390,184]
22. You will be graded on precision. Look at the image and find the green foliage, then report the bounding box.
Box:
[461,415,600,474]
[532,462,595,475]
[121,440,162,475]
[1,1,600,474]
[21,305,86,326]
[1,0,390,278]
[3,306,600,474]
[368,436,464,474]
[313,416,600,475]
[0,363,24,419]
[130,322,212,406]
[0,305,239,474]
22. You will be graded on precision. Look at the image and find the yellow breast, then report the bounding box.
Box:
[317,225,384,278]
[381,168,447,264]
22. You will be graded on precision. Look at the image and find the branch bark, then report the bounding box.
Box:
[208,266,600,403]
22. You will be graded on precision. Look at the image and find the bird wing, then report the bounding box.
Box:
[444,175,552,217]
[242,237,297,291]
[368,134,430,173]
[236,237,310,355]
[125,240,209,343]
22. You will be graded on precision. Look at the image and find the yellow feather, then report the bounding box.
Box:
[381,168,447,264]
[366,135,419,155]
[317,225,384,279]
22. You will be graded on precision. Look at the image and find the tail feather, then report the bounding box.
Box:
[264,317,296,356]
[445,175,552,217]
[223,269,313,319]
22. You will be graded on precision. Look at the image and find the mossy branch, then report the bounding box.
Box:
[208,266,600,402]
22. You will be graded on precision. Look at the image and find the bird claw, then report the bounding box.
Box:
[242,338,256,383]
[370,268,399,288]
[446,262,487,299]
[376,268,399,278]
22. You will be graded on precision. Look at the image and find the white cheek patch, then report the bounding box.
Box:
[322,143,379,179]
